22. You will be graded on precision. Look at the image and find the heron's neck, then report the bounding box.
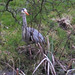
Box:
[22,14,27,28]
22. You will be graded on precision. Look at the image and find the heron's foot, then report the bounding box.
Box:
[28,46,33,59]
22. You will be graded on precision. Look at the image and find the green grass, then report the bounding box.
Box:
[0,0,75,74]
[0,0,75,54]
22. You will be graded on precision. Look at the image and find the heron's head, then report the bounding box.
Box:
[21,8,29,15]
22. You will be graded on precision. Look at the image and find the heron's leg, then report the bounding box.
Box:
[28,45,32,58]
[29,47,32,57]
[16,68,19,75]
[35,43,44,60]
[35,43,43,55]
[37,43,44,54]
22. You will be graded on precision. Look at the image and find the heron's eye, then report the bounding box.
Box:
[22,9,24,11]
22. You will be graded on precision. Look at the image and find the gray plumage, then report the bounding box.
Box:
[21,8,45,44]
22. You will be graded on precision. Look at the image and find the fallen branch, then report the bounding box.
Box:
[32,58,47,75]
[32,54,56,75]
[55,58,67,71]
[44,54,56,75]
[66,69,75,75]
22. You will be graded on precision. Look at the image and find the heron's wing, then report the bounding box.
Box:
[30,28,44,43]
[33,31,45,43]
[27,27,45,43]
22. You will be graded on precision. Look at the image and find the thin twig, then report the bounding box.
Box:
[44,54,56,75]
[66,69,75,75]
[55,58,67,71]
[32,58,47,75]
[47,62,50,75]
[59,28,75,59]
[30,0,44,22]
[0,61,16,73]
[5,0,20,24]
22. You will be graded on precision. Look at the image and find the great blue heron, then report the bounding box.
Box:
[21,8,45,44]
[21,8,45,56]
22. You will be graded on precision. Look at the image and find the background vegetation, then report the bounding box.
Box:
[0,0,75,75]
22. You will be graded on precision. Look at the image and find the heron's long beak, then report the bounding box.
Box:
[24,11,29,15]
